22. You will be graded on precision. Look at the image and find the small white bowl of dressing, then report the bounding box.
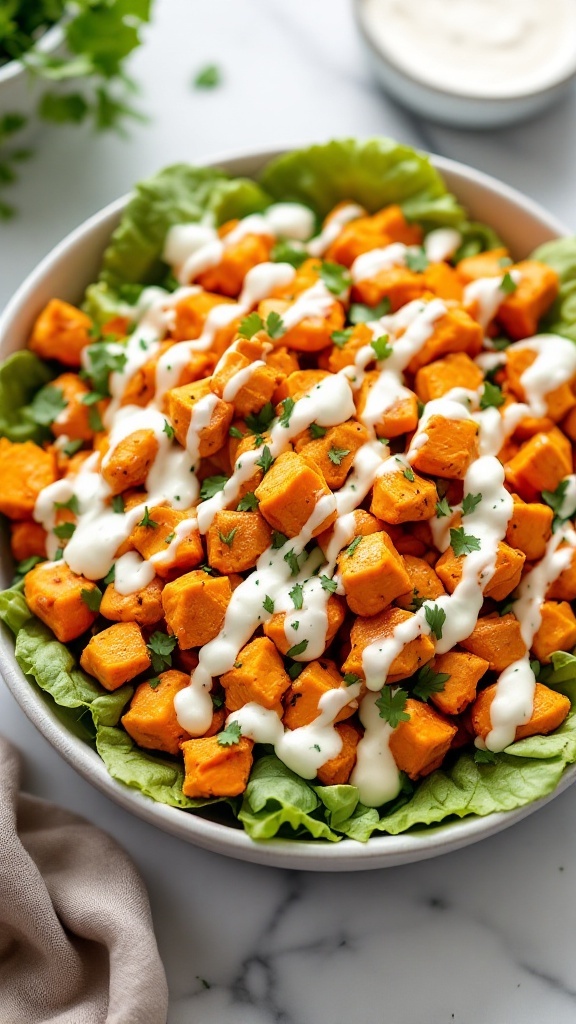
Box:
[354,0,576,128]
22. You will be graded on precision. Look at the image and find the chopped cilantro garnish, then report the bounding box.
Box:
[256,445,274,474]
[81,586,102,613]
[270,240,307,268]
[217,721,243,746]
[376,686,410,728]
[346,536,363,557]
[349,298,391,324]
[479,380,505,410]
[62,438,83,457]
[53,521,76,541]
[271,530,288,549]
[263,595,275,614]
[450,526,481,556]
[266,311,285,339]
[288,661,304,680]
[237,492,259,512]
[412,664,450,702]
[238,312,264,339]
[289,583,304,610]
[286,639,309,658]
[370,334,392,361]
[500,271,517,295]
[229,425,245,440]
[138,506,158,529]
[320,575,338,594]
[103,564,115,585]
[405,247,429,273]
[279,398,295,428]
[435,496,451,518]
[147,631,177,674]
[148,677,161,690]
[245,402,275,434]
[403,466,415,483]
[462,492,482,516]
[284,549,301,576]
[320,260,351,296]
[111,495,125,514]
[343,673,360,686]
[218,528,237,547]
[328,446,351,466]
[331,327,354,349]
[424,603,446,641]
[54,495,80,515]
[200,475,227,501]
[163,419,175,440]
[474,748,497,765]
[309,423,327,439]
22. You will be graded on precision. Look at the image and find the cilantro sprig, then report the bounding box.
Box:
[450,527,481,557]
[376,687,410,728]
[147,631,177,675]
[412,664,450,702]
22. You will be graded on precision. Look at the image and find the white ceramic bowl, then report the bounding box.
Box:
[353,0,576,129]
[0,145,572,870]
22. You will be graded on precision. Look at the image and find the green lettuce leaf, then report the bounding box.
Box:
[238,755,340,841]
[84,164,271,323]
[260,137,465,227]
[0,583,33,635]
[95,725,213,810]
[14,619,132,727]
[0,351,54,443]
[532,237,576,341]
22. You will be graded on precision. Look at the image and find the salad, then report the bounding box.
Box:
[2,138,576,845]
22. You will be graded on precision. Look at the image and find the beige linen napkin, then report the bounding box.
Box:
[0,736,168,1024]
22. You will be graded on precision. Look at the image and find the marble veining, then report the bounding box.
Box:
[2,1,576,1021]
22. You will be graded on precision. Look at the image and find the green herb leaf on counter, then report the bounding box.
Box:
[193,64,221,89]
[376,687,410,728]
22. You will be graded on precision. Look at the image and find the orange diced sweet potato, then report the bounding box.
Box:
[198,231,273,297]
[410,415,479,480]
[49,372,97,442]
[255,450,336,538]
[460,613,527,673]
[406,307,483,374]
[29,298,92,367]
[130,506,203,578]
[471,682,570,743]
[162,569,231,648]
[414,352,483,403]
[436,538,525,603]
[505,428,573,497]
[389,699,457,779]
[370,468,437,523]
[283,659,357,729]
[395,555,446,611]
[80,621,151,691]
[264,594,345,657]
[0,439,57,520]
[429,649,489,715]
[10,520,47,562]
[497,260,559,340]
[24,562,100,642]
[505,495,553,561]
[121,669,198,754]
[206,510,272,573]
[338,531,411,617]
[456,248,511,284]
[221,636,291,711]
[316,509,383,556]
[342,608,435,683]
[326,204,422,266]
[547,547,576,601]
[211,337,281,417]
[294,419,370,489]
[356,371,419,438]
[532,601,576,664]
[181,735,254,797]
[165,378,234,458]
[506,346,575,423]
[316,721,362,785]
[101,430,159,496]
[100,576,165,627]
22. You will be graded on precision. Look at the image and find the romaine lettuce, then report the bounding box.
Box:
[0,351,54,444]
[532,237,576,342]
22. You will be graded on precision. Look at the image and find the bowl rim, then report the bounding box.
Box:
[353,0,576,104]
[0,21,65,86]
[1,142,574,871]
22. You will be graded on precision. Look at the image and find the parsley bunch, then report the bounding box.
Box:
[0,0,152,218]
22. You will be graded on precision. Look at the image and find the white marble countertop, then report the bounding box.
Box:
[3,2,576,1021]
